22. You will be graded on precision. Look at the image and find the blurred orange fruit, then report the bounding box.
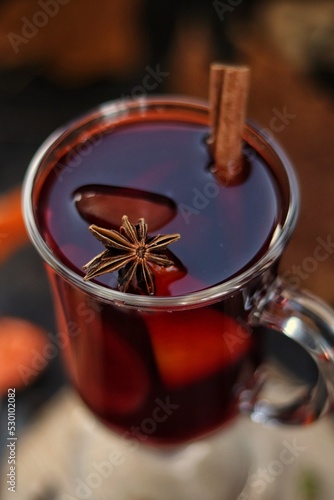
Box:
[0,317,49,394]
[0,186,29,264]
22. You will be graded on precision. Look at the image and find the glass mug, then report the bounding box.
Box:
[23,98,334,499]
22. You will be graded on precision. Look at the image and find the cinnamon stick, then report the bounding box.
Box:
[209,63,250,183]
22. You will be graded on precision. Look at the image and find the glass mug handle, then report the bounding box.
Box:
[241,277,334,424]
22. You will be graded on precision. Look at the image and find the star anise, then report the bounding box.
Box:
[83,215,180,294]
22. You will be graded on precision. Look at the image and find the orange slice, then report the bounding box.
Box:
[146,309,252,389]
[149,261,187,296]
[75,327,151,415]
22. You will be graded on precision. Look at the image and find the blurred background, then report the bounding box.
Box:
[0,0,333,498]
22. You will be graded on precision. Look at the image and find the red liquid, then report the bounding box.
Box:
[38,122,280,295]
[37,120,281,443]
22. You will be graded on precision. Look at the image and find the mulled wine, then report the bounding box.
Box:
[34,107,282,444]
[38,121,280,294]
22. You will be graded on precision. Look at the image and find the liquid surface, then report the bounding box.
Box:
[38,122,281,295]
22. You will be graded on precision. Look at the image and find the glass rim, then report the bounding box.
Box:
[22,96,300,310]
